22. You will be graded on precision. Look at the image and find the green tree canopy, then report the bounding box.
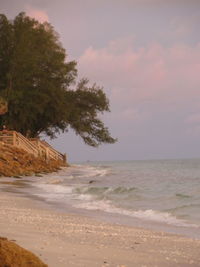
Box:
[0,12,116,147]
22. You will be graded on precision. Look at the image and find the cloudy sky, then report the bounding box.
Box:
[1,0,200,162]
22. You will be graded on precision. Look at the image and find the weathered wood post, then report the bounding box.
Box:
[0,97,8,115]
[13,131,16,146]
[45,147,49,162]
[63,153,67,163]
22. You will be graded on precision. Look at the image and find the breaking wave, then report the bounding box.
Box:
[74,200,199,228]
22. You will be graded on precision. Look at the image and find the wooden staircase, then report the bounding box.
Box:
[0,130,66,162]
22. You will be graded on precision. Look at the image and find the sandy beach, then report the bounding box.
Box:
[0,191,199,267]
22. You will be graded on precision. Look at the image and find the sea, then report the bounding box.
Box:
[1,159,200,239]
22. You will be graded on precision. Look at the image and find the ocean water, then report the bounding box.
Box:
[2,159,200,239]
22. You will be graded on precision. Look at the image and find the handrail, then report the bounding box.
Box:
[0,130,66,162]
[14,132,39,157]
[0,131,14,144]
[40,140,64,159]
[30,138,65,161]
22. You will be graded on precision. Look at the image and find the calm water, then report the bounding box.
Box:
[1,159,200,238]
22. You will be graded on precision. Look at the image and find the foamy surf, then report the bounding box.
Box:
[11,159,200,239]
[74,199,199,228]
[69,164,112,178]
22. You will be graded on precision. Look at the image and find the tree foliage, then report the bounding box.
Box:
[0,12,116,147]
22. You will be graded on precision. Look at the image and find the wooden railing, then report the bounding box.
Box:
[15,132,39,157]
[41,140,66,162]
[29,138,66,162]
[0,131,14,145]
[0,131,66,162]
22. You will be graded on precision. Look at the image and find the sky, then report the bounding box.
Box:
[1,0,200,162]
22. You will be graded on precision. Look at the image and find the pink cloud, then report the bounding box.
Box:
[185,113,200,124]
[26,7,49,23]
[78,39,200,113]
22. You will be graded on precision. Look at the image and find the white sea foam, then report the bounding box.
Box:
[31,183,76,202]
[27,161,200,234]
[74,199,199,228]
[74,194,94,201]
[34,183,74,194]
[71,164,112,178]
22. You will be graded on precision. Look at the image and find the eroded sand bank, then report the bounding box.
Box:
[0,192,200,267]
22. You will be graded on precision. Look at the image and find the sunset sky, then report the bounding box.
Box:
[1,0,200,162]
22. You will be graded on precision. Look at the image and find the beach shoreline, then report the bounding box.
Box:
[0,191,200,267]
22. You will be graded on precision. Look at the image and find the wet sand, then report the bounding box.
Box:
[0,191,200,267]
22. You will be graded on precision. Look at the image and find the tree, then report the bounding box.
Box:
[0,12,116,147]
